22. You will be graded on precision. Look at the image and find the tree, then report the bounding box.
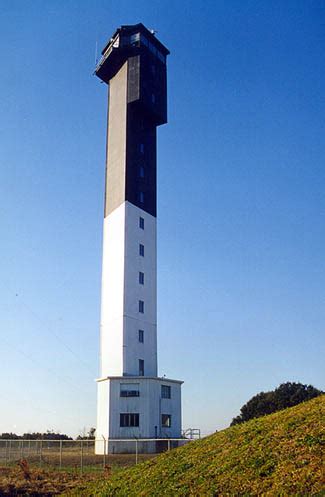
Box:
[76,427,96,440]
[21,431,73,440]
[88,427,96,439]
[0,431,73,440]
[0,433,20,440]
[230,382,323,426]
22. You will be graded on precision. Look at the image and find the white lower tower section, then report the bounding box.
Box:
[100,201,157,378]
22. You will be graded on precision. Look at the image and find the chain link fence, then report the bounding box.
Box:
[0,438,190,473]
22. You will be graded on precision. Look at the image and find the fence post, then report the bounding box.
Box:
[135,439,138,465]
[59,440,62,470]
[168,439,171,451]
[8,440,11,463]
[80,440,83,474]
[5,441,8,466]
[102,436,106,468]
[39,440,43,467]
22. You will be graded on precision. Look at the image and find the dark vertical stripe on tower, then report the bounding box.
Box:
[125,104,157,217]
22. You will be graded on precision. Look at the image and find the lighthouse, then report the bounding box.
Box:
[95,24,182,453]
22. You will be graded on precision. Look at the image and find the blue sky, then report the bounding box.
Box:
[0,0,324,437]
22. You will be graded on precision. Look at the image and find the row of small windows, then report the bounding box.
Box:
[120,413,171,428]
[138,218,144,374]
[110,33,166,64]
[120,383,140,397]
[120,389,140,397]
[120,384,171,399]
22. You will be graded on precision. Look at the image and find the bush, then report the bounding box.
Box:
[231,382,323,425]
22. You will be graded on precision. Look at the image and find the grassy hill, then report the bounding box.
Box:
[69,395,324,496]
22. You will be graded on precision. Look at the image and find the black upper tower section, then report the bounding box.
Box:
[95,24,169,218]
[95,23,169,126]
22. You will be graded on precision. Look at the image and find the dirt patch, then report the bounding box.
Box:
[0,465,106,496]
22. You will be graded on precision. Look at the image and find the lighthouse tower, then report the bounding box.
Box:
[95,24,182,453]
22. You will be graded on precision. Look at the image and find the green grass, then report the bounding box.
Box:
[66,395,324,496]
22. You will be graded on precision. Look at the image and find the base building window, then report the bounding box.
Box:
[120,383,140,397]
[162,414,171,428]
[120,413,139,427]
[161,385,171,399]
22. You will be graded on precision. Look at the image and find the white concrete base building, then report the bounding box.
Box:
[97,377,182,452]
[94,24,182,453]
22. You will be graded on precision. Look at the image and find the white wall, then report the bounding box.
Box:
[95,380,110,453]
[123,202,157,376]
[100,204,126,376]
[100,201,157,377]
[105,377,182,439]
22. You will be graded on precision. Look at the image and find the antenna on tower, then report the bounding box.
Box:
[95,39,98,66]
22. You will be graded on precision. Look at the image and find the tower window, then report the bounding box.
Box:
[139,300,144,313]
[120,413,139,427]
[148,42,157,56]
[140,34,149,47]
[139,217,144,229]
[139,272,144,285]
[161,385,171,399]
[130,33,140,46]
[139,165,145,178]
[139,359,144,376]
[138,329,144,343]
[151,65,156,75]
[157,51,166,63]
[151,93,156,104]
[161,414,171,428]
[139,191,144,203]
[139,244,144,256]
[139,143,144,154]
